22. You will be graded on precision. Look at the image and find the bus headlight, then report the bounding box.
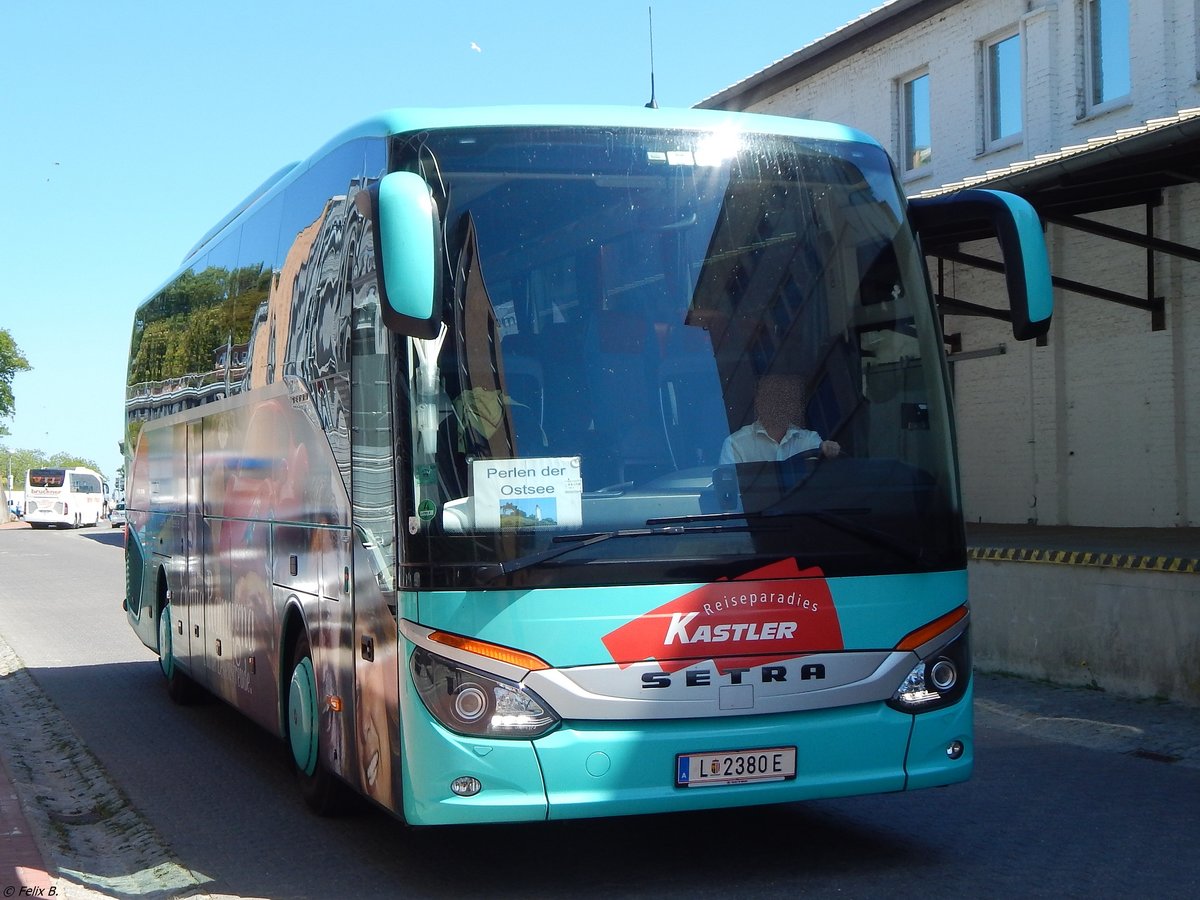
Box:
[887,629,971,713]
[410,646,560,739]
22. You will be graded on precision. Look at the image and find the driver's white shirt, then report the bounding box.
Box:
[718,422,822,465]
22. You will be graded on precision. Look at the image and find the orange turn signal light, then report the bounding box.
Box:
[895,606,968,651]
[429,631,550,671]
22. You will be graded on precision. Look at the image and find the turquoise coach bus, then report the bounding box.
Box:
[123,106,1051,824]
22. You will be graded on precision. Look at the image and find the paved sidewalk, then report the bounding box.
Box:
[974,671,1200,768]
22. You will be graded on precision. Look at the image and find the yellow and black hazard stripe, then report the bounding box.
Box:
[968,546,1199,574]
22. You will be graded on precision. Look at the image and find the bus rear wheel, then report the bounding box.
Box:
[286,633,346,815]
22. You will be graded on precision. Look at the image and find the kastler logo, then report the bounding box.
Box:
[602,559,843,673]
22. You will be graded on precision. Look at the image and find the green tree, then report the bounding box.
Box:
[46,451,103,473]
[128,319,175,384]
[127,264,273,387]
[1,446,42,524]
[0,328,32,437]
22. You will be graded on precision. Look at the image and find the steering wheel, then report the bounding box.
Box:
[795,445,849,461]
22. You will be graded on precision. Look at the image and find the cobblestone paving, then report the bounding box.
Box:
[0,631,253,900]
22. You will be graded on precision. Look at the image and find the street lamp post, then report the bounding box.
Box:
[1,452,11,524]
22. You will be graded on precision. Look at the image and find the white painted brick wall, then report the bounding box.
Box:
[738,0,1200,525]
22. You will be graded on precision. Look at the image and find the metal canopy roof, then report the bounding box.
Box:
[916,106,1200,214]
[918,108,1200,334]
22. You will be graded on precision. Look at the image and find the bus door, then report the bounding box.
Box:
[181,420,203,675]
[351,540,401,813]
[317,526,356,784]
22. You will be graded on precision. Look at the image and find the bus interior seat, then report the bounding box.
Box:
[657,328,729,469]
[583,308,671,482]
[659,358,728,470]
[500,354,548,455]
[506,325,590,459]
[805,338,864,455]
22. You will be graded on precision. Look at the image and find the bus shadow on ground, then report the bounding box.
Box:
[80,529,124,548]
[15,658,935,900]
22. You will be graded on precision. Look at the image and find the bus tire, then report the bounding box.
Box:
[286,632,346,815]
[158,599,198,704]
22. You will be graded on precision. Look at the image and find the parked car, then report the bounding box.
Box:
[110,503,126,528]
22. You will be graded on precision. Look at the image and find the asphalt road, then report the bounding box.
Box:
[1,525,1198,899]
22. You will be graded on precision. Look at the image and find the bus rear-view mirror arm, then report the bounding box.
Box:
[909,189,1053,342]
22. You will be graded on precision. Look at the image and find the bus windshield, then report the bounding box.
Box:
[398,126,961,587]
[28,469,67,489]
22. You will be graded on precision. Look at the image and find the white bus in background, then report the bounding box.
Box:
[24,467,108,528]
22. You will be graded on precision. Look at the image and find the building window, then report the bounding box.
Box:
[1085,0,1130,109]
[985,32,1022,146]
[901,71,932,172]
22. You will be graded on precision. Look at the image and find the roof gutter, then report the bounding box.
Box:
[696,0,959,111]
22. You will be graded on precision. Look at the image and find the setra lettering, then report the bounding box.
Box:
[640,664,826,689]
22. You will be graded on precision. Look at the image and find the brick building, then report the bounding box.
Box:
[701,0,1200,528]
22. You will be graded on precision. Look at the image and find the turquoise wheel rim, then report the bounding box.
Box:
[288,655,319,776]
[158,605,174,679]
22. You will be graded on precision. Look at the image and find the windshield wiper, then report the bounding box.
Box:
[648,509,925,565]
[476,520,759,583]
[482,529,644,580]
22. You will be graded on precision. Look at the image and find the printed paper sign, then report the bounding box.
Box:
[602,559,843,673]
[472,456,582,529]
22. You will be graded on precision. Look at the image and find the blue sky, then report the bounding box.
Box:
[0,0,881,482]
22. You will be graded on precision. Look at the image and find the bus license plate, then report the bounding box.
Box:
[675,747,796,788]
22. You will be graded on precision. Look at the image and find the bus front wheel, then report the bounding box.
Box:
[286,633,346,815]
[158,601,197,704]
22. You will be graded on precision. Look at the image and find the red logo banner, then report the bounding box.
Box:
[601,559,843,673]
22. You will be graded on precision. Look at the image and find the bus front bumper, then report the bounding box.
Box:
[400,684,973,826]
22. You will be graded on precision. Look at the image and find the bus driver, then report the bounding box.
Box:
[718,374,841,465]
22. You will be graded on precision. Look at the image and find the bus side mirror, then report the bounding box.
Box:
[909,189,1052,341]
[364,171,443,339]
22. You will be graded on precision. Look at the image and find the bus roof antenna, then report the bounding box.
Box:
[645,6,658,109]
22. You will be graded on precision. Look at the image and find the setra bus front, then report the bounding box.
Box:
[361,114,1048,824]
